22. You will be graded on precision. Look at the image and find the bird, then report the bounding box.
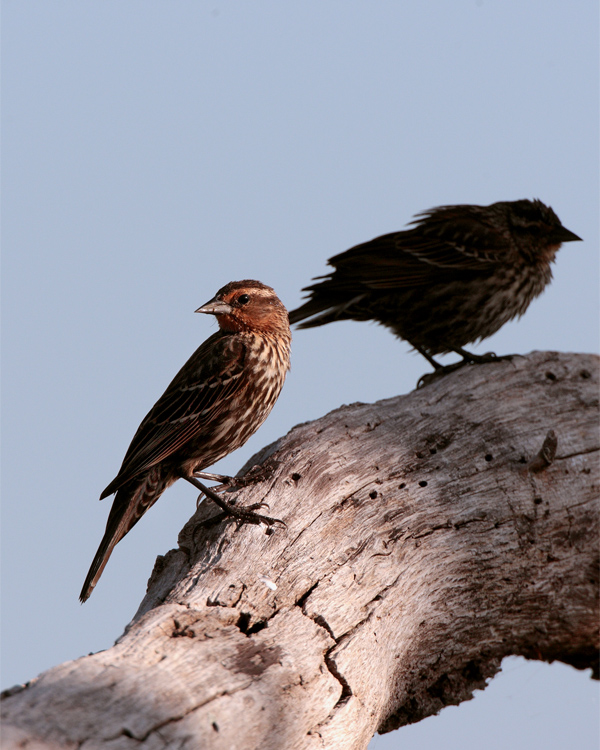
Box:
[80,280,291,602]
[289,199,581,372]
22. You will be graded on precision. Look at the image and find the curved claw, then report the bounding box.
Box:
[270,518,287,529]
[247,500,270,512]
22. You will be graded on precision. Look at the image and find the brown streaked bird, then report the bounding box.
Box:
[289,199,581,371]
[80,280,291,603]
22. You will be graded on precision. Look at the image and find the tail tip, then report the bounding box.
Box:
[79,581,94,604]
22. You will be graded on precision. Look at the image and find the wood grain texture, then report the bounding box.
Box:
[3,351,598,750]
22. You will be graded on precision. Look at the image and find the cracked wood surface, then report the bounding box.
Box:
[2,351,599,750]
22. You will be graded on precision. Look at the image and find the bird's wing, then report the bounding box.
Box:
[329,210,508,290]
[100,332,247,498]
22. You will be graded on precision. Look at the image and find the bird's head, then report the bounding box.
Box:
[196,280,291,338]
[503,199,582,260]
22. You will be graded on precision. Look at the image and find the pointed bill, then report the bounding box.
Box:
[195,299,233,315]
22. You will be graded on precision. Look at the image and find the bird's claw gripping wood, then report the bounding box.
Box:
[188,476,286,529]
[451,348,518,365]
[416,351,519,388]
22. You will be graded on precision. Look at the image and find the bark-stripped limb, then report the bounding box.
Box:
[2,351,598,750]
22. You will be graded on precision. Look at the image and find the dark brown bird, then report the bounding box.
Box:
[80,280,291,602]
[289,199,581,370]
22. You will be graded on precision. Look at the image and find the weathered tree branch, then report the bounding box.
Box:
[3,351,599,750]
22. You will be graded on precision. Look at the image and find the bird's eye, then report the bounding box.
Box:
[237,294,250,305]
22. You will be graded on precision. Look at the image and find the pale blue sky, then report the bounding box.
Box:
[2,2,598,747]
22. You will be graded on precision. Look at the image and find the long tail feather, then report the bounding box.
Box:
[80,470,169,602]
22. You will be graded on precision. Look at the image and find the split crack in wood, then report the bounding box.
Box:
[114,685,244,744]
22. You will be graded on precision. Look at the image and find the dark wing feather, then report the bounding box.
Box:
[289,205,515,326]
[329,208,510,290]
[100,332,247,498]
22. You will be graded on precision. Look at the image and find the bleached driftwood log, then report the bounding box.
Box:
[2,351,599,750]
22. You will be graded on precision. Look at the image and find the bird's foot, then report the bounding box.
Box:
[417,351,518,388]
[450,346,518,365]
[216,498,285,528]
[202,502,285,531]
[185,475,285,528]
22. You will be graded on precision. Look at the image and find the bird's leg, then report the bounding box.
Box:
[414,342,477,387]
[192,470,267,488]
[413,344,465,387]
[193,471,235,485]
[182,474,285,528]
[412,344,444,370]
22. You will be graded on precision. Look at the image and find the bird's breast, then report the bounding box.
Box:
[182,333,290,474]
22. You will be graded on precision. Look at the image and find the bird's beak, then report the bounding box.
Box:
[553,226,582,243]
[195,299,233,315]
